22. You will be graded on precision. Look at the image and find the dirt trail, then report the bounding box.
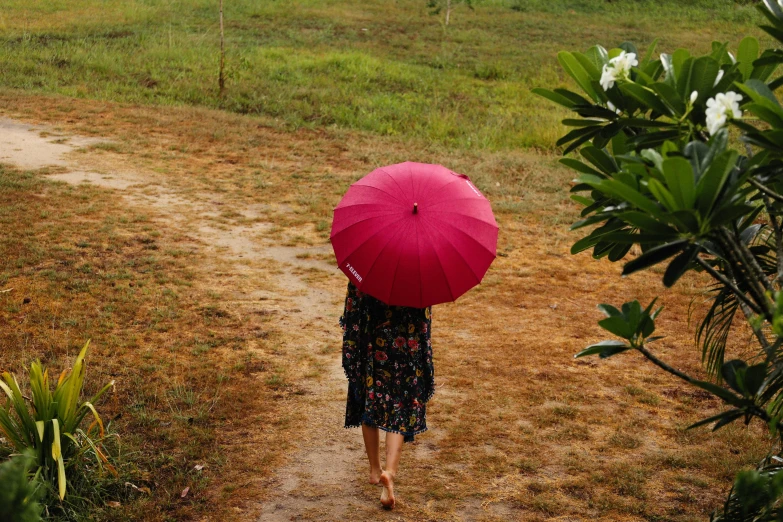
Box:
[0,118,401,521]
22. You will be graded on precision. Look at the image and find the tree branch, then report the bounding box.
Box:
[718,228,774,319]
[751,177,783,205]
[695,256,763,315]
[635,344,783,432]
[635,344,697,384]
[717,256,774,357]
[759,190,783,287]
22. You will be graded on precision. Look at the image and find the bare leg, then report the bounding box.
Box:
[361,424,382,485]
[380,432,404,509]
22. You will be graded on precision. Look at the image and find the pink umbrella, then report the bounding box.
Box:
[330,162,498,308]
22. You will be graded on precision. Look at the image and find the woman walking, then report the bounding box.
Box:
[340,282,434,509]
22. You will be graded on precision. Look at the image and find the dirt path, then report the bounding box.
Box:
[0,118,404,521]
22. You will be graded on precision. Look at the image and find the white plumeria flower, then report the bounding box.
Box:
[705,91,743,136]
[661,54,672,78]
[599,51,638,91]
[713,69,724,87]
[728,52,736,64]
[690,91,698,103]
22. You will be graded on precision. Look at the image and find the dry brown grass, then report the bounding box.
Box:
[0,90,768,521]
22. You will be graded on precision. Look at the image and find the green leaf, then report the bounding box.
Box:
[611,132,628,156]
[622,240,688,276]
[738,36,760,81]
[564,127,604,155]
[570,221,625,254]
[557,125,604,147]
[737,79,782,107]
[562,119,607,127]
[558,52,601,102]
[672,49,691,81]
[597,303,622,317]
[584,45,610,72]
[677,56,721,101]
[572,51,603,81]
[662,157,696,209]
[626,300,642,333]
[574,340,630,359]
[650,82,685,116]
[695,149,738,217]
[663,244,699,287]
[683,141,709,177]
[620,82,671,116]
[617,211,678,235]
[580,146,618,175]
[745,103,783,128]
[647,178,679,213]
[640,297,660,337]
[571,195,593,206]
[750,49,780,82]
[598,316,634,339]
[744,363,767,396]
[642,38,659,67]
[532,88,578,109]
[687,409,744,430]
[607,242,633,262]
[596,180,667,220]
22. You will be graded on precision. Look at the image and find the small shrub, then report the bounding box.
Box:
[0,452,43,522]
[0,340,114,500]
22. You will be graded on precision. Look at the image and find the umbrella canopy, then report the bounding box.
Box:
[330,162,498,308]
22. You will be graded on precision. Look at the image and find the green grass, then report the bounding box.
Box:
[0,0,765,150]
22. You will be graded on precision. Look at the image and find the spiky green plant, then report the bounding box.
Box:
[0,451,43,522]
[0,340,114,500]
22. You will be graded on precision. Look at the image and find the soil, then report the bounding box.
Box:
[0,117,435,521]
[1,109,756,522]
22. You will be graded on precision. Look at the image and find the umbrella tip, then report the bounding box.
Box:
[413,202,418,214]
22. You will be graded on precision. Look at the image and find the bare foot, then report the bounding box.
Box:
[369,468,382,485]
[379,471,395,509]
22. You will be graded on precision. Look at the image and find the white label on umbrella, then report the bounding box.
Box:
[346,262,363,283]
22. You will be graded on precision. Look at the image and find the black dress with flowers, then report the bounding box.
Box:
[340,282,434,442]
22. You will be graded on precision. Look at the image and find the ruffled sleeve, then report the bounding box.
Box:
[421,306,435,402]
[340,282,363,382]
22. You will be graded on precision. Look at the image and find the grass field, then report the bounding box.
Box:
[0,0,766,150]
[0,0,774,520]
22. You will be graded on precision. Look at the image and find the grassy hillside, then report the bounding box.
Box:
[0,0,764,149]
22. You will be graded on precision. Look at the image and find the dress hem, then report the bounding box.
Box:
[344,416,428,443]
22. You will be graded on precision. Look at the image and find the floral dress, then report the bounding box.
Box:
[340,282,434,442]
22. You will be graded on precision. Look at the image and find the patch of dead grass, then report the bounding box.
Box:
[0,91,769,521]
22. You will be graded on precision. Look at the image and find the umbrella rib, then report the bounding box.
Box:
[336,215,407,267]
[351,183,405,205]
[423,209,499,229]
[415,218,423,308]
[331,209,402,235]
[435,219,497,267]
[417,170,460,204]
[376,167,409,204]
[421,196,493,210]
[427,220,483,286]
[417,176,469,205]
[359,218,409,295]
[331,214,405,247]
[423,221,456,303]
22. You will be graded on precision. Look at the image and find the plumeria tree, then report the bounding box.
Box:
[536,1,783,518]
